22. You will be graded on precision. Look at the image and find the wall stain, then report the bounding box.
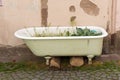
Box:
[70,16,77,26]
[41,0,48,26]
[70,16,76,22]
[80,0,99,16]
[41,0,48,8]
[69,5,76,12]
[0,44,43,62]
[41,8,48,26]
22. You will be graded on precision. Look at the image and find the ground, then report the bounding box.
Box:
[0,69,120,80]
[1,54,120,80]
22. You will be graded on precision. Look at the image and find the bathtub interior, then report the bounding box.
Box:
[15,26,108,39]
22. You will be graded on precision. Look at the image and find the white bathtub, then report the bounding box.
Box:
[15,26,108,65]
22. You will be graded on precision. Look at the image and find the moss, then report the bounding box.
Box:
[0,62,47,72]
[0,61,120,72]
[73,61,119,71]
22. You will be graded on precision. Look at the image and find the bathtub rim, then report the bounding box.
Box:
[15,26,108,40]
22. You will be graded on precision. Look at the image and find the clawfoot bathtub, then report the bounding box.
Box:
[15,26,108,65]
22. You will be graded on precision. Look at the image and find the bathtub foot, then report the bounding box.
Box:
[45,57,52,65]
[87,55,94,64]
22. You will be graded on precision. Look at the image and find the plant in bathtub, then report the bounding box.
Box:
[15,26,108,65]
[27,27,102,37]
[71,27,102,36]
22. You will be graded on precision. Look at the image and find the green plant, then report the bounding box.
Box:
[0,61,120,72]
[27,27,102,37]
[71,27,102,36]
[0,62,47,72]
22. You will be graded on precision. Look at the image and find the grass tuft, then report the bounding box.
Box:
[0,61,120,72]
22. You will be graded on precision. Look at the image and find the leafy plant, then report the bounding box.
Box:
[72,27,102,36]
[0,62,47,72]
[25,26,102,37]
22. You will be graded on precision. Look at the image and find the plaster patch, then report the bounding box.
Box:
[0,0,2,6]
[41,8,48,26]
[70,16,76,22]
[70,16,77,26]
[41,0,48,26]
[80,0,99,16]
[69,5,76,12]
[41,0,48,8]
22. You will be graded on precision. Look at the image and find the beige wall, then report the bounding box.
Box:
[0,7,6,44]
[116,0,120,31]
[48,0,111,28]
[0,0,113,46]
[0,0,41,45]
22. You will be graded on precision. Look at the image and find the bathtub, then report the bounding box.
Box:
[15,26,108,65]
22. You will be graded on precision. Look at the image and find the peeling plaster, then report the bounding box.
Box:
[41,8,48,26]
[41,0,48,26]
[70,16,76,22]
[69,5,76,12]
[80,0,99,16]
[41,0,48,8]
[70,16,77,26]
[0,0,2,6]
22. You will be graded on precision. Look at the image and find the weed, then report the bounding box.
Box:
[0,61,119,72]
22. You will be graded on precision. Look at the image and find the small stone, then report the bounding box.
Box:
[50,57,61,68]
[70,57,84,67]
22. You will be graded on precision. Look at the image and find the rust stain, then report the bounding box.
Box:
[80,0,99,16]
[41,0,48,26]
[69,5,76,12]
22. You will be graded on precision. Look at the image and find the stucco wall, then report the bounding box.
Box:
[48,0,110,28]
[0,0,113,46]
[116,0,120,31]
[0,0,41,45]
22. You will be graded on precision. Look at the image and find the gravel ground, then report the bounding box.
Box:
[0,69,120,80]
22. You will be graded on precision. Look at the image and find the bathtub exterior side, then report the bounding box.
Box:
[24,38,103,57]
